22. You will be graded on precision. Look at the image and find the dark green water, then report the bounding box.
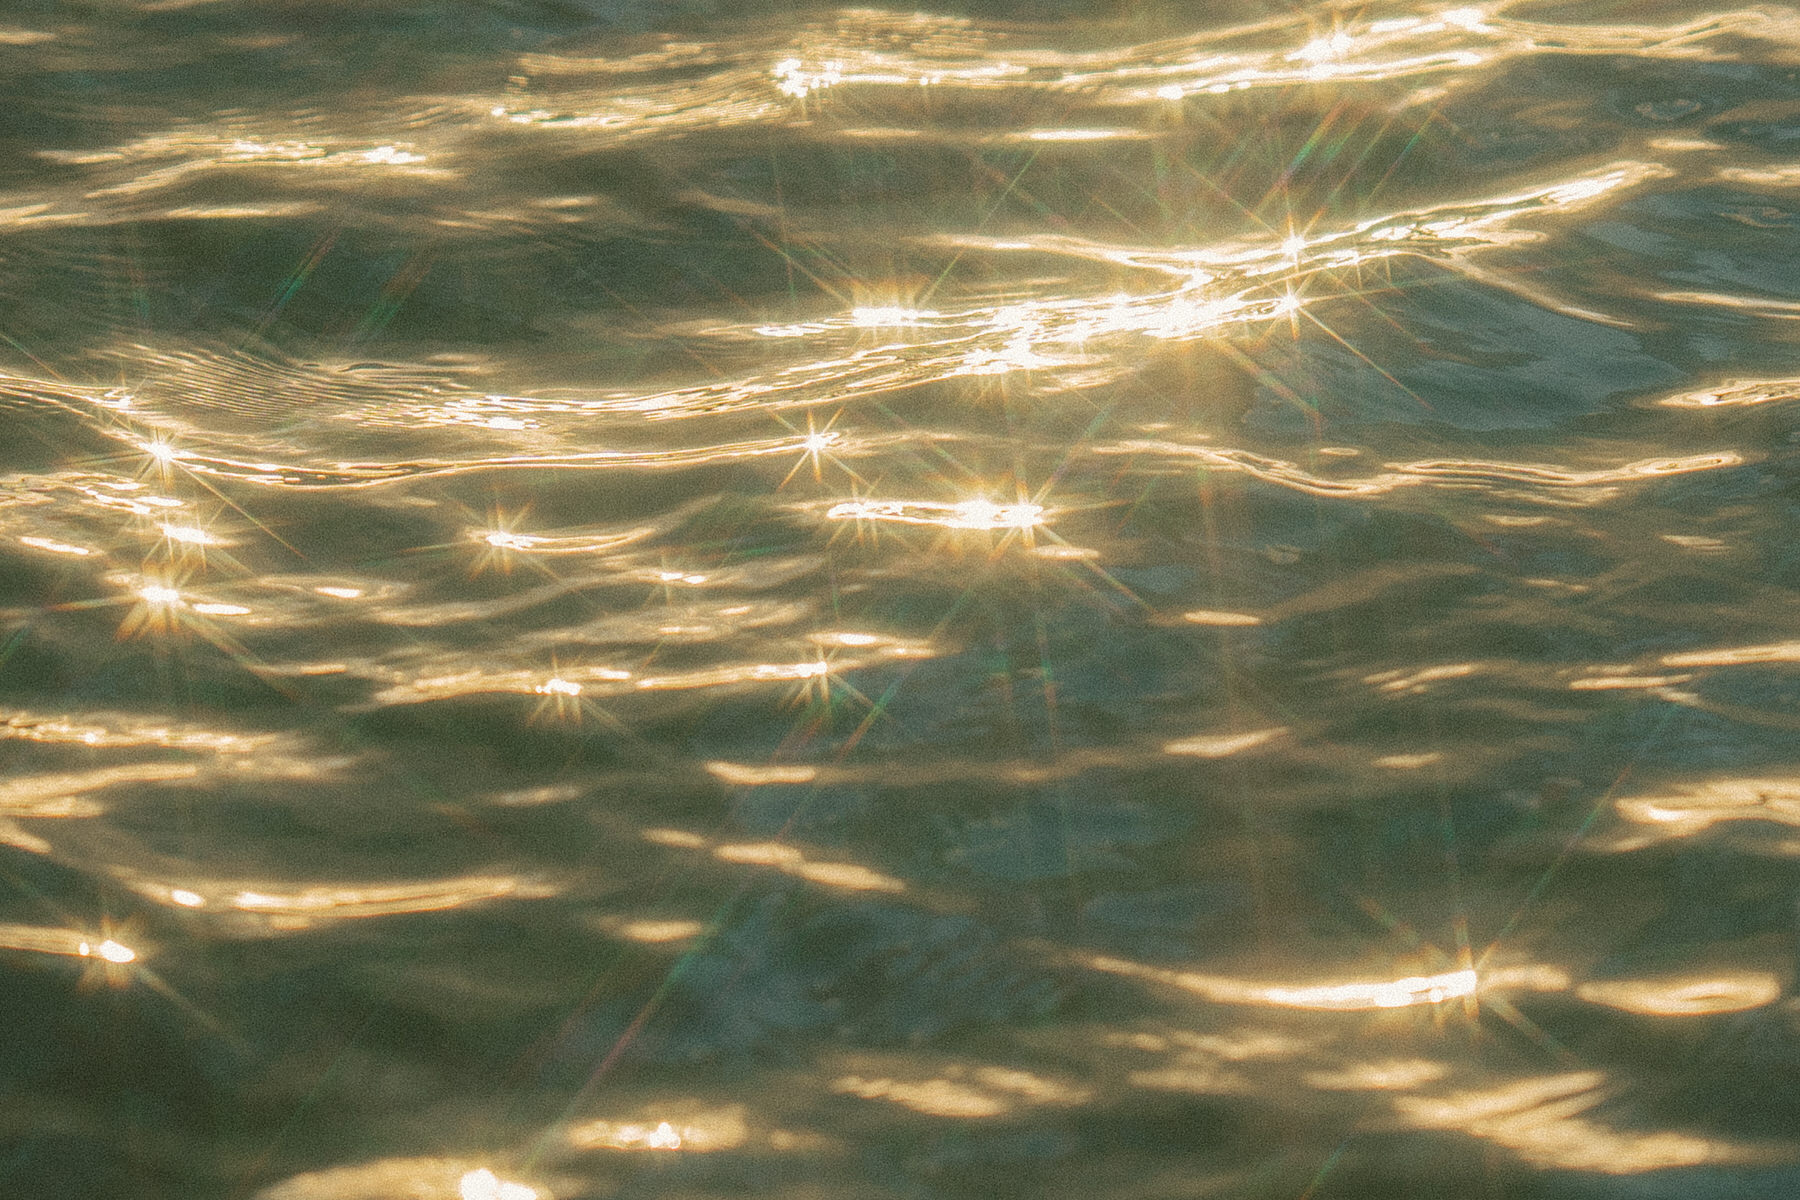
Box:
[4,1,1800,1196]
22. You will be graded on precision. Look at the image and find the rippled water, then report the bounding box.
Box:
[5,1,1800,1196]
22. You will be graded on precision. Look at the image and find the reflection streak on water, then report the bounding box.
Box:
[0,922,137,964]
[1391,1072,1770,1173]
[1087,954,1479,1011]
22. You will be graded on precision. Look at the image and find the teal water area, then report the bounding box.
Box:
[4,1,1800,1196]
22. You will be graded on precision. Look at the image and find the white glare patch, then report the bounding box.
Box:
[1155,84,1185,100]
[97,939,135,963]
[773,58,842,98]
[315,586,363,599]
[191,603,251,616]
[483,531,542,550]
[362,144,425,165]
[19,536,90,555]
[1292,32,1354,62]
[1439,6,1493,31]
[536,677,582,697]
[647,1122,682,1150]
[159,524,222,546]
[803,431,839,453]
[1267,968,1478,1010]
[170,889,205,908]
[951,499,1044,530]
[458,1168,538,1200]
[1545,175,1619,205]
[851,306,939,327]
[141,441,179,462]
[138,585,181,605]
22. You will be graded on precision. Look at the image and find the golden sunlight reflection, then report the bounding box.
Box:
[1163,727,1287,758]
[1662,376,1800,408]
[1612,777,1800,844]
[1101,442,1740,504]
[18,535,92,555]
[1088,955,1478,1011]
[640,826,903,892]
[699,737,1331,790]
[0,709,277,752]
[706,761,820,785]
[825,498,1046,531]
[569,1107,747,1152]
[225,875,553,928]
[1662,641,1800,667]
[1304,1059,1450,1091]
[12,139,1687,461]
[191,602,252,616]
[1366,663,1478,694]
[714,841,905,893]
[1181,609,1262,627]
[595,917,708,944]
[833,1065,1089,1119]
[1374,752,1443,769]
[0,922,137,965]
[1569,673,1694,691]
[1392,1072,1772,1172]
[0,761,198,817]
[1575,972,1783,1017]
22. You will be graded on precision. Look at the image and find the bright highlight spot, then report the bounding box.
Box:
[138,585,181,605]
[159,524,223,546]
[458,1168,538,1200]
[96,939,135,963]
[76,938,137,963]
[170,889,205,908]
[536,677,582,696]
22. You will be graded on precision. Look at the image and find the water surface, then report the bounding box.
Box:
[4,1,1800,1197]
